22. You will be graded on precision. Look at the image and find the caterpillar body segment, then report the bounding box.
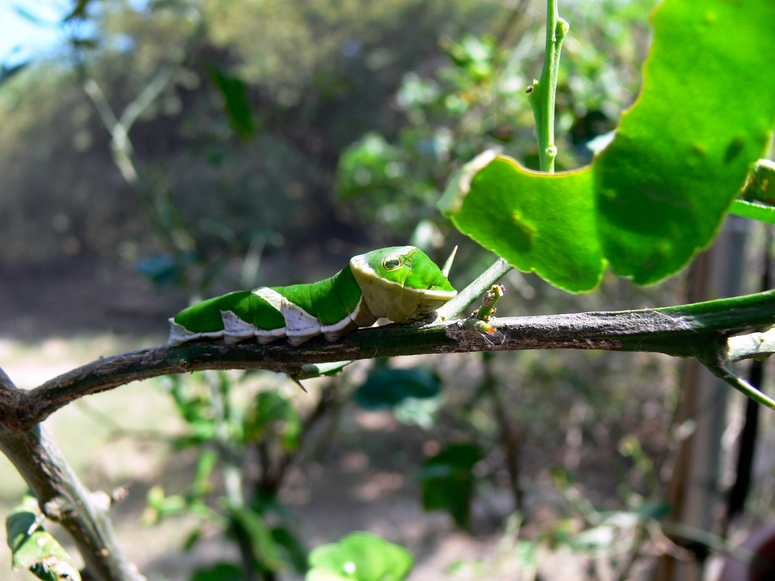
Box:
[168,246,457,347]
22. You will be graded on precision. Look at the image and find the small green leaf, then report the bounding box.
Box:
[516,539,537,566]
[182,527,203,552]
[228,504,286,572]
[307,532,414,581]
[6,493,81,581]
[243,391,301,451]
[271,526,308,574]
[417,443,482,528]
[190,562,242,581]
[336,133,404,201]
[439,0,775,291]
[192,449,218,497]
[63,0,93,20]
[392,395,444,429]
[354,367,441,410]
[143,485,187,523]
[205,63,256,140]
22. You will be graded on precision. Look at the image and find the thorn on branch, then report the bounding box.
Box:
[465,283,506,334]
[0,366,18,391]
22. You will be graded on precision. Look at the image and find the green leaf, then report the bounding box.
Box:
[205,63,256,140]
[143,485,188,523]
[243,391,301,451]
[5,493,81,581]
[336,133,405,201]
[354,366,441,410]
[306,532,414,581]
[439,0,775,291]
[271,526,308,574]
[192,449,218,497]
[63,0,93,20]
[190,562,242,581]
[417,443,482,528]
[182,527,203,552]
[392,395,444,430]
[228,504,286,572]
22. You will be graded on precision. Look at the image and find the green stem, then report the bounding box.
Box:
[436,257,513,321]
[527,0,569,173]
[729,199,775,224]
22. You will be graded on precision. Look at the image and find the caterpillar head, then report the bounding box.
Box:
[350,246,457,323]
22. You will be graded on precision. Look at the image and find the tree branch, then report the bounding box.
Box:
[4,289,774,428]
[0,425,147,581]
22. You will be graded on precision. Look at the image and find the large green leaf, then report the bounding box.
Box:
[439,0,775,291]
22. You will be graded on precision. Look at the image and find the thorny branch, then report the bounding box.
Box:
[1,289,775,431]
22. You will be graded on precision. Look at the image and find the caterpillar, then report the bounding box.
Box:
[168,246,457,346]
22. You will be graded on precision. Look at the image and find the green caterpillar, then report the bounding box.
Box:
[168,246,457,346]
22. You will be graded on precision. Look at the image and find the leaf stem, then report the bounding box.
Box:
[729,199,775,224]
[527,0,569,173]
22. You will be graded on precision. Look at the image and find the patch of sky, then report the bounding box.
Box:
[1,0,68,64]
[0,0,100,67]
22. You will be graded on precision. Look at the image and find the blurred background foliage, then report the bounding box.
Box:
[7,0,768,579]
[0,0,653,275]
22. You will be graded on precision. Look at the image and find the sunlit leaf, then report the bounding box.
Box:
[307,532,414,581]
[439,0,775,291]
